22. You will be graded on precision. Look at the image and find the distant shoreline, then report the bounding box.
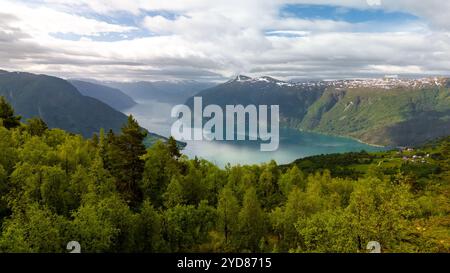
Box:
[295,128,390,149]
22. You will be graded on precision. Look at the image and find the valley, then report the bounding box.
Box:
[1,0,450,256]
[0,69,448,166]
[122,99,384,167]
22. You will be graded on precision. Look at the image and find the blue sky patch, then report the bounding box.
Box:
[50,9,180,41]
[281,4,419,23]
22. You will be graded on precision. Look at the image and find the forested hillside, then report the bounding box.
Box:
[0,72,167,146]
[300,85,450,146]
[0,98,448,253]
[0,71,133,138]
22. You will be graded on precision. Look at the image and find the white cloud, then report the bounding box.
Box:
[366,0,381,6]
[1,0,450,81]
[1,1,136,37]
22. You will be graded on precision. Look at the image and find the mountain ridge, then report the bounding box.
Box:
[0,71,169,145]
[186,75,450,147]
[188,75,327,124]
[69,80,137,110]
[103,80,215,103]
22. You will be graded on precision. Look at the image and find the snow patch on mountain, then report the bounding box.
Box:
[229,75,448,90]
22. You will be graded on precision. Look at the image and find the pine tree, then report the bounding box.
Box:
[167,136,181,158]
[91,133,99,147]
[0,96,21,129]
[26,118,48,136]
[108,115,147,207]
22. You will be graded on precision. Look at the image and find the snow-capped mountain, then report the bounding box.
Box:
[186,75,450,146]
[229,75,448,90]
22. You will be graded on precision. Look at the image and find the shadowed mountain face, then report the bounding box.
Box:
[0,71,131,137]
[186,75,450,147]
[0,71,165,142]
[69,80,136,110]
[186,75,326,127]
[362,110,450,146]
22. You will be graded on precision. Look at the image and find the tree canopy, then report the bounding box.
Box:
[0,98,449,253]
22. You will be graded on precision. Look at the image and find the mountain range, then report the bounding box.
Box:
[186,75,326,127]
[187,75,450,147]
[0,71,166,144]
[1,69,449,148]
[69,80,136,110]
[104,80,215,103]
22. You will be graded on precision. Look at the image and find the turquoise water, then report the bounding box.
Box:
[181,128,385,167]
[124,100,386,167]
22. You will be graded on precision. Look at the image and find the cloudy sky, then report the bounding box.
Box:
[1,0,450,81]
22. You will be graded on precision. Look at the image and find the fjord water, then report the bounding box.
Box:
[123,100,386,167]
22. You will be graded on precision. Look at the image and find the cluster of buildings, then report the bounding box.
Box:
[397,148,431,163]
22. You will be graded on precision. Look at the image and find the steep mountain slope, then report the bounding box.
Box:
[186,75,450,146]
[301,84,450,146]
[186,75,326,126]
[0,71,165,143]
[106,80,215,103]
[69,80,136,110]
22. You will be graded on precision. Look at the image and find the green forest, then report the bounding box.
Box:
[0,96,449,253]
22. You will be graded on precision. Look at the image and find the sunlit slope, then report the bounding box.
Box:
[300,85,450,146]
